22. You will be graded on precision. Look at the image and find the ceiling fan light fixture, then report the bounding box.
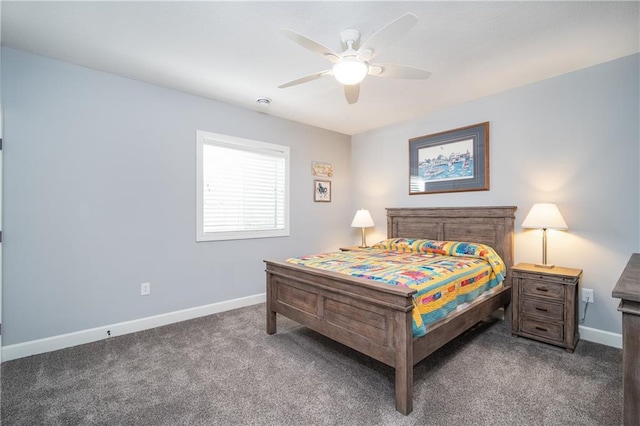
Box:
[332,57,368,85]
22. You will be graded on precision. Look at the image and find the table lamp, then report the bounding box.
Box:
[351,209,375,248]
[522,203,568,268]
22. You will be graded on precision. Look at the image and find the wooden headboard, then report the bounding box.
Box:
[386,206,517,278]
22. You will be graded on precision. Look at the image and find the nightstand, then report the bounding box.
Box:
[511,263,582,352]
[339,246,366,251]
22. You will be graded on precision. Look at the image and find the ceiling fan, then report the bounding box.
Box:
[278,13,431,104]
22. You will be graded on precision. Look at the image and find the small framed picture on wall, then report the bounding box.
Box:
[311,161,333,178]
[314,180,331,202]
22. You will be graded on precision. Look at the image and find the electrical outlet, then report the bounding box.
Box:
[582,288,594,304]
[141,282,151,296]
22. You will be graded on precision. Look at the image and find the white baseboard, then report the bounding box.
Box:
[2,295,620,362]
[2,293,266,362]
[579,325,622,349]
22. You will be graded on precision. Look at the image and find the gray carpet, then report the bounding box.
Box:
[1,303,623,425]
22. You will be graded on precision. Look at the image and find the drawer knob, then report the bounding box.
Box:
[535,307,548,312]
[536,286,549,292]
[535,326,548,332]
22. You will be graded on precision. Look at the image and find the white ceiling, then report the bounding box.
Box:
[2,1,638,135]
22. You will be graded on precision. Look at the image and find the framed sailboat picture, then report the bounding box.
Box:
[409,122,490,195]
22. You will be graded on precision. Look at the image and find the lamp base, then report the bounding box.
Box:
[359,227,367,248]
[534,263,555,269]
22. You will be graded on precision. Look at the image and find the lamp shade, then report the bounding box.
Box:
[522,203,568,230]
[351,209,375,228]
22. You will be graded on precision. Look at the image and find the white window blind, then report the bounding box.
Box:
[196,131,290,241]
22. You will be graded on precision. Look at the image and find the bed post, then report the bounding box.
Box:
[395,309,413,415]
[266,272,277,335]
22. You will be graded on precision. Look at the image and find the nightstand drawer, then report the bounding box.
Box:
[521,298,564,321]
[521,279,565,301]
[521,318,564,342]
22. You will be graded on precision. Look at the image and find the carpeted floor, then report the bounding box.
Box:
[1,303,623,425]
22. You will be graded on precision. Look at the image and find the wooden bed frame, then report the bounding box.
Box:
[265,206,516,415]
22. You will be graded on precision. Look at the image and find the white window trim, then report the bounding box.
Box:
[196,130,290,242]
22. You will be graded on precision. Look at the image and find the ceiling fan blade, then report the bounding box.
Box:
[278,70,330,88]
[370,63,431,80]
[359,13,419,60]
[279,29,340,63]
[344,84,360,104]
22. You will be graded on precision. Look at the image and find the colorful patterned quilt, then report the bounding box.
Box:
[286,238,506,337]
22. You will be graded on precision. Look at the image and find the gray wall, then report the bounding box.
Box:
[1,48,351,345]
[2,47,638,346]
[351,54,640,335]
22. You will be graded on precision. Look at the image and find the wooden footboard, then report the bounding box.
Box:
[265,260,417,414]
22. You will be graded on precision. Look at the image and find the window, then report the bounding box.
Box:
[196,131,290,241]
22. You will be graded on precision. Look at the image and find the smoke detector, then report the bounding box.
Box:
[256,97,271,107]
